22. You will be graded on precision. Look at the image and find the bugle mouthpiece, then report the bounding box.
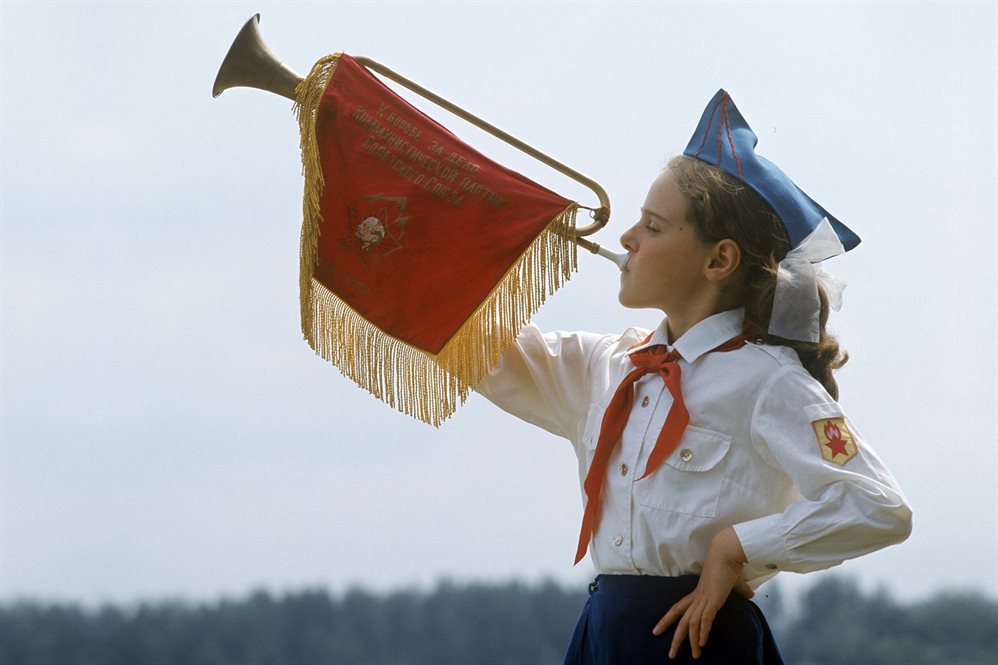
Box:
[596,246,630,271]
[574,237,629,271]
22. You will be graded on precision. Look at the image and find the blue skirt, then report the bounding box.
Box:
[563,575,784,665]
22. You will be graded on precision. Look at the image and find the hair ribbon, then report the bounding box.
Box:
[769,217,846,343]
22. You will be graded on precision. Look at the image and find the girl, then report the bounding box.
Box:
[474,90,912,664]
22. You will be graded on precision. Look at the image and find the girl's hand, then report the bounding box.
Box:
[652,527,752,660]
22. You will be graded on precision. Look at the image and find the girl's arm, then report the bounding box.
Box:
[473,324,616,442]
[654,363,912,659]
[734,364,913,575]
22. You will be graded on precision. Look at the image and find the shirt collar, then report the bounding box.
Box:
[632,308,746,363]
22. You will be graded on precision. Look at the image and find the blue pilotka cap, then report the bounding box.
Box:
[683,89,860,252]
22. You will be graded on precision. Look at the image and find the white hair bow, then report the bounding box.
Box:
[769,218,846,343]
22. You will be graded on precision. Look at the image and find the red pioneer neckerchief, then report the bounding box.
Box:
[574,333,750,564]
[295,54,579,426]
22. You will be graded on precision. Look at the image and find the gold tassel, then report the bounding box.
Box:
[295,53,579,426]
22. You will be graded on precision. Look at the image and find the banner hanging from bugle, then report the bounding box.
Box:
[295,53,580,426]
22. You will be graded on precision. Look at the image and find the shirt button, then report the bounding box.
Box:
[679,448,693,462]
[620,463,628,476]
[613,536,623,547]
[641,396,650,408]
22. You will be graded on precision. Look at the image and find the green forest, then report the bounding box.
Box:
[2,576,996,665]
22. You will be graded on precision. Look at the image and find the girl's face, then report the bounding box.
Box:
[618,169,716,317]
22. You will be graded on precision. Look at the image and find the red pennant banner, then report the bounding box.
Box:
[296,54,578,425]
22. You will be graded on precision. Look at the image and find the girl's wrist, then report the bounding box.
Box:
[713,526,748,565]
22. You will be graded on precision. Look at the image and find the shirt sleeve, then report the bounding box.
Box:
[473,323,614,441]
[733,365,913,575]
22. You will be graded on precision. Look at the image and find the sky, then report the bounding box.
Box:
[2,2,996,608]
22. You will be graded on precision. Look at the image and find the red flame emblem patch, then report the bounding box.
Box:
[813,417,856,466]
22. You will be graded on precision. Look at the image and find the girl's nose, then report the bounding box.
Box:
[620,224,637,252]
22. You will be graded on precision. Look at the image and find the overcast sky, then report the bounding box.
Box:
[2,1,996,607]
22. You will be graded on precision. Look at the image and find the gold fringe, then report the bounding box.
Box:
[295,53,579,426]
[295,53,341,342]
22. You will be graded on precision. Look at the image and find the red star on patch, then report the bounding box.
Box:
[823,421,849,457]
[813,417,857,466]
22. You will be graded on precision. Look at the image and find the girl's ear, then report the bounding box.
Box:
[704,239,742,282]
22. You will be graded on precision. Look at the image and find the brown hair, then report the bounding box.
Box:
[667,155,848,399]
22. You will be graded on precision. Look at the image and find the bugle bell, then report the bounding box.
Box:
[212,13,301,101]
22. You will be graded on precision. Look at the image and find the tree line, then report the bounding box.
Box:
[1,575,995,665]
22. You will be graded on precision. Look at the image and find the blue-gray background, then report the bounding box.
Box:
[2,1,995,606]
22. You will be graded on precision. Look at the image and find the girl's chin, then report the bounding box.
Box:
[617,291,642,309]
[618,289,664,312]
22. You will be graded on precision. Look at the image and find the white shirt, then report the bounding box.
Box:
[475,308,911,588]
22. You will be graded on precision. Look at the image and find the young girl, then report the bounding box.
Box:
[474,90,912,664]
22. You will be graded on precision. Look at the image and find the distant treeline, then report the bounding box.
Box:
[2,576,996,665]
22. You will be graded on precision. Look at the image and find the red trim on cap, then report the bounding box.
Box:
[720,97,743,179]
[694,98,720,159]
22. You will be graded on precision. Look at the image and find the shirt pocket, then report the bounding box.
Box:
[633,425,732,518]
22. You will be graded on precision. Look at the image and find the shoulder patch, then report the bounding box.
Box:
[813,417,857,466]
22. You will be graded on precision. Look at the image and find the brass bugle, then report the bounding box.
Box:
[213,14,628,270]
